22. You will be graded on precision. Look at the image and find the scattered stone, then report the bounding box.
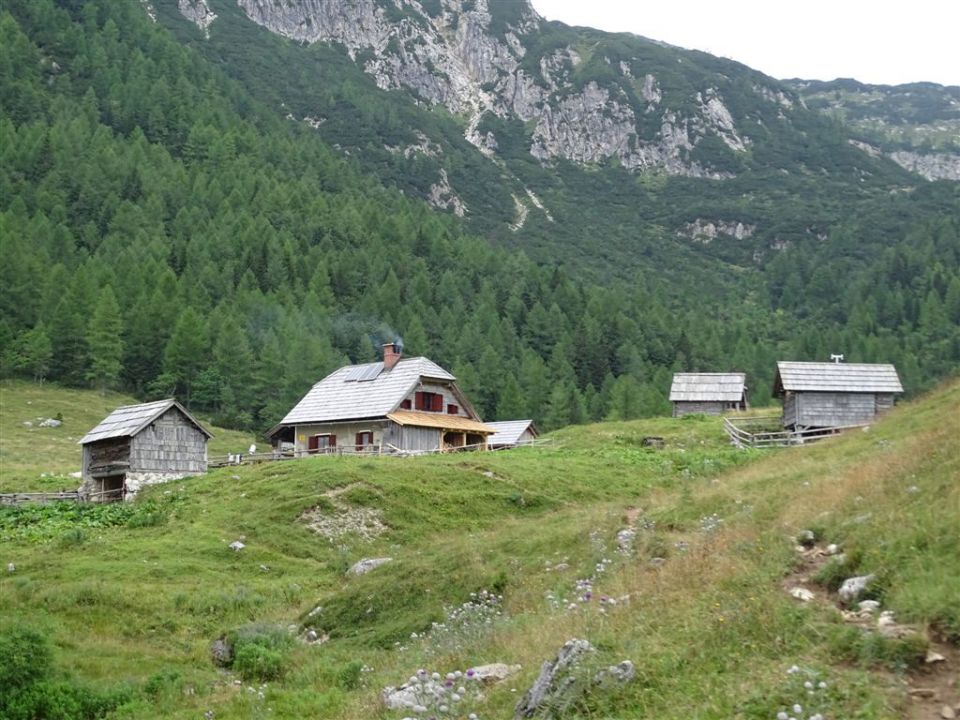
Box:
[796,530,817,548]
[649,557,666,567]
[231,474,240,480]
[471,663,521,684]
[551,562,569,572]
[306,629,318,641]
[616,528,636,551]
[838,574,875,604]
[348,557,392,576]
[38,418,62,428]
[210,638,232,667]
[858,600,881,614]
[941,705,956,719]
[641,436,664,448]
[825,543,840,555]
[382,677,445,711]
[259,564,270,572]
[906,485,920,494]
[306,605,323,618]
[789,587,815,602]
[925,649,946,664]
[908,688,936,698]
[515,639,594,718]
[228,540,245,551]
[594,660,635,685]
[6,563,15,573]
[22,421,32,427]
[481,470,497,478]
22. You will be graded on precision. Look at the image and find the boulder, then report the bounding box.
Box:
[838,574,875,604]
[789,587,815,602]
[228,540,245,552]
[348,557,393,576]
[39,418,62,428]
[515,639,594,718]
[796,530,816,548]
[594,660,635,685]
[210,638,232,666]
[471,663,521,684]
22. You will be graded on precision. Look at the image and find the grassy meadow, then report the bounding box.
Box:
[0,380,958,719]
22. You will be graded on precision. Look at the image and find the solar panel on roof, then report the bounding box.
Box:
[357,363,384,382]
[343,366,365,382]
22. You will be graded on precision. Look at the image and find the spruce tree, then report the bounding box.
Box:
[86,286,124,391]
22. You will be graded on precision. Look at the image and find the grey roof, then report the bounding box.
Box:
[775,362,904,393]
[277,356,459,426]
[670,373,747,402]
[79,399,212,445]
[486,420,538,446]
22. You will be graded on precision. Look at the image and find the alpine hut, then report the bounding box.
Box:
[774,361,903,431]
[79,399,211,501]
[486,420,539,450]
[267,343,494,455]
[669,373,748,417]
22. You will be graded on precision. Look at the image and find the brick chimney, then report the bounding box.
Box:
[383,341,402,371]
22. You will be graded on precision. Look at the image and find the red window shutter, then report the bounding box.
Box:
[401,399,412,410]
[433,395,443,412]
[329,434,336,447]
[447,404,458,414]
[308,435,319,451]
[355,432,362,449]
[415,392,425,410]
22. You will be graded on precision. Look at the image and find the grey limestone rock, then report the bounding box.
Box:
[348,557,392,576]
[838,574,875,604]
[515,638,594,718]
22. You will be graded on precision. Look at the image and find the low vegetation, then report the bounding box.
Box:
[0,380,957,718]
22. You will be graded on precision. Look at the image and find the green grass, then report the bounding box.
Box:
[0,380,257,492]
[0,380,957,718]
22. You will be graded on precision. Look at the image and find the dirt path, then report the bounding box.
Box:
[783,542,959,719]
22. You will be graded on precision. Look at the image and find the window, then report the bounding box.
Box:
[307,434,336,453]
[447,404,459,415]
[400,399,412,410]
[415,391,444,412]
[355,431,374,451]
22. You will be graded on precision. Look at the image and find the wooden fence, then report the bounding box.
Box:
[0,487,123,507]
[723,416,869,449]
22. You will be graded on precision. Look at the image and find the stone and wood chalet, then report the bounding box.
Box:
[669,372,748,417]
[267,343,494,455]
[79,399,211,501]
[774,361,903,430]
[486,420,539,449]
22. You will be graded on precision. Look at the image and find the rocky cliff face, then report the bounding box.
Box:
[176,0,784,179]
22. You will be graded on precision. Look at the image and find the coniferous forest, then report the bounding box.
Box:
[2,0,959,435]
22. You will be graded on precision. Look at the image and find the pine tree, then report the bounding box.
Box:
[86,286,124,391]
[163,307,208,406]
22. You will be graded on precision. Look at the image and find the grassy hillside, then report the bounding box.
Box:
[0,381,256,492]
[1,380,957,718]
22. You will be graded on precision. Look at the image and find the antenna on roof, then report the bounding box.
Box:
[830,353,844,364]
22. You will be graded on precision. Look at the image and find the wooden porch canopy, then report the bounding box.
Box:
[386,410,494,435]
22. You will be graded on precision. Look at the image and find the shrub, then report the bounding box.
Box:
[335,660,364,690]
[0,627,52,691]
[223,623,294,681]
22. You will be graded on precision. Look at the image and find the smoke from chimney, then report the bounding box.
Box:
[383,340,402,370]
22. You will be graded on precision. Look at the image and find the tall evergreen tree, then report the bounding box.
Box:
[86,286,124,391]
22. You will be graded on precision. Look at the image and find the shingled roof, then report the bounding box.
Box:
[276,356,463,426]
[775,362,904,394]
[79,399,212,445]
[486,420,538,446]
[669,373,747,402]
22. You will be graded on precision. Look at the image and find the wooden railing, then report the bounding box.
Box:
[723,416,870,449]
[0,487,123,506]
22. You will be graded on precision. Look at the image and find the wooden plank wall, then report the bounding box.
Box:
[87,437,131,469]
[796,391,876,428]
[672,401,725,417]
[396,424,442,453]
[129,409,207,473]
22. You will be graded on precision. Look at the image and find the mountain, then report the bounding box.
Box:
[786,78,960,181]
[1,0,958,436]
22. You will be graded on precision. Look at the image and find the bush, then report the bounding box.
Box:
[223,623,294,681]
[0,627,52,691]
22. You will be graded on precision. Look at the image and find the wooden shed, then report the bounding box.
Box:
[486,420,539,449]
[774,361,903,431]
[79,399,211,501]
[669,373,748,417]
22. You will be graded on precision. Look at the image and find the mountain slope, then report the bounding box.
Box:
[2,379,957,718]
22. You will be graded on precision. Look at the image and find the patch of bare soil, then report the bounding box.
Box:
[299,482,388,542]
[782,542,959,719]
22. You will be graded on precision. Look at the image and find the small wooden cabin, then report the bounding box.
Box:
[79,399,211,501]
[268,343,493,455]
[486,420,539,449]
[774,361,903,430]
[669,373,748,417]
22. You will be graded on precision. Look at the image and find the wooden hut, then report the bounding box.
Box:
[267,343,493,455]
[669,373,748,417]
[774,361,903,430]
[486,420,539,449]
[79,399,211,501]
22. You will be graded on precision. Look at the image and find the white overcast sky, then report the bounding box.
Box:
[529,0,960,86]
